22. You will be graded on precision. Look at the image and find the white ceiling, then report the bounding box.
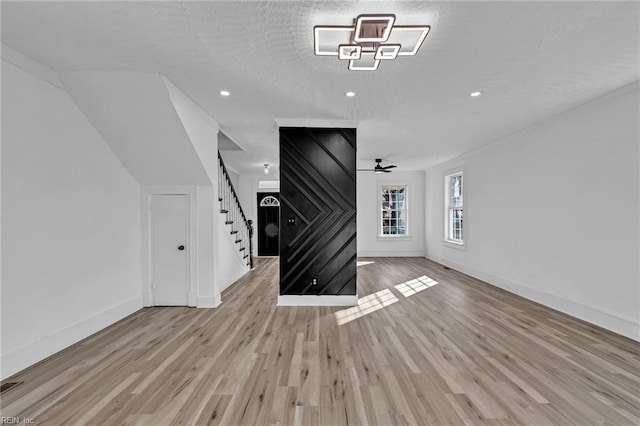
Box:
[2,1,639,174]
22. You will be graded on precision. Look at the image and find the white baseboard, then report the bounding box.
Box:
[142,290,152,307]
[278,295,358,306]
[188,290,198,307]
[425,252,640,342]
[358,249,425,257]
[219,266,250,293]
[197,293,222,308]
[1,297,142,380]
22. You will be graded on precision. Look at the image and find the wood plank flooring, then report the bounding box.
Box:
[1,257,639,425]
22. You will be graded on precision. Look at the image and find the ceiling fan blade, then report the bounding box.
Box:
[358,160,398,173]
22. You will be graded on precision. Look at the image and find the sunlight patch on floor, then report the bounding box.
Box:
[357,261,375,267]
[335,289,398,325]
[394,275,438,297]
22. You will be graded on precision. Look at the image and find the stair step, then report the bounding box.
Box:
[218,198,223,202]
[235,240,242,244]
[230,230,238,234]
[239,247,246,251]
[225,221,234,225]
[243,255,248,259]
[220,209,228,213]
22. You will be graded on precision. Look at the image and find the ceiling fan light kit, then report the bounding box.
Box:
[314,14,430,71]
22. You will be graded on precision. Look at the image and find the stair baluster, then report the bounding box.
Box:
[217,152,254,268]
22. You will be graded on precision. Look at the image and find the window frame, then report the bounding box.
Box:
[378,181,411,239]
[444,170,465,248]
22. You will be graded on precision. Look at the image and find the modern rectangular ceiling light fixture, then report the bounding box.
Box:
[374,44,401,60]
[338,44,362,60]
[314,26,355,56]
[314,14,430,70]
[386,26,431,56]
[353,15,395,43]
[348,53,380,71]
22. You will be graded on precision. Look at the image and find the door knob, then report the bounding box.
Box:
[177,245,185,251]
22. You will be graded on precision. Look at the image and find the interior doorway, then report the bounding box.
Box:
[257,192,280,256]
[149,194,189,305]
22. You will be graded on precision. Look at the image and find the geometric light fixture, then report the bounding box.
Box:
[314,14,430,71]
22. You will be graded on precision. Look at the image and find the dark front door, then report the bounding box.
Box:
[257,192,280,256]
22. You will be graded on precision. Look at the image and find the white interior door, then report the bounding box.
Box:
[151,194,188,306]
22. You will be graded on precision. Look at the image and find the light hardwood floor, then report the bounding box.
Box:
[1,257,639,425]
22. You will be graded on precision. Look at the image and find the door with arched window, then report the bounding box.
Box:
[257,192,280,256]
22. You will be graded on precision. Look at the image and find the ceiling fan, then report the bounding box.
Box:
[357,158,397,174]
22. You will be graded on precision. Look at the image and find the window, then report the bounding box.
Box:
[380,184,408,237]
[445,171,464,244]
[259,196,280,207]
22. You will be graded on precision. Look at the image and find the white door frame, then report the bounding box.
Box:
[142,186,197,307]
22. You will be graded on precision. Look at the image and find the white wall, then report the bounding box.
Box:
[165,80,250,299]
[0,47,253,378]
[357,171,426,257]
[238,171,427,258]
[195,186,218,306]
[1,60,142,379]
[226,167,240,194]
[164,79,223,307]
[425,83,640,340]
[217,209,251,293]
[59,71,211,186]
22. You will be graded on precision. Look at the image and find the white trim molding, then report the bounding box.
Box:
[274,118,360,128]
[278,295,358,306]
[443,167,465,247]
[197,294,222,308]
[425,252,640,342]
[141,186,198,308]
[1,297,141,380]
[378,180,410,238]
[358,249,425,257]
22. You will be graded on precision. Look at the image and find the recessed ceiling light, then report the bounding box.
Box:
[220,90,230,97]
[345,91,356,97]
[470,91,482,97]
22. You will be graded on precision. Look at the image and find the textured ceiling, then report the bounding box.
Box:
[2,1,639,173]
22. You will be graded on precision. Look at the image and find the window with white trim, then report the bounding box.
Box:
[380,184,408,236]
[445,172,464,244]
[259,195,280,207]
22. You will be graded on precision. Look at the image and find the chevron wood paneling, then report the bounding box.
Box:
[279,127,356,296]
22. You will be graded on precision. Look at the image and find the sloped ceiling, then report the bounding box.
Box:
[60,71,211,186]
[2,1,638,173]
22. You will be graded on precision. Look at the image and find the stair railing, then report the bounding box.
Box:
[218,152,253,268]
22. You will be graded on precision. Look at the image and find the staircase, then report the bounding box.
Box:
[218,152,253,268]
